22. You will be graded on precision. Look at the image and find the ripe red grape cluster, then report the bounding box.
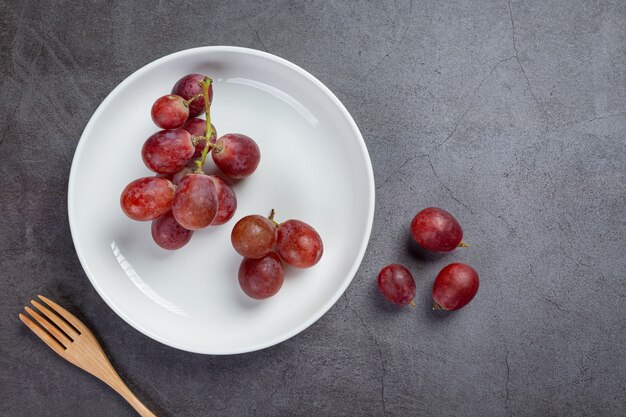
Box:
[120,74,260,249]
[377,207,479,311]
[232,210,323,300]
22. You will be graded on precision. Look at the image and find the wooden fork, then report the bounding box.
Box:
[19,295,157,417]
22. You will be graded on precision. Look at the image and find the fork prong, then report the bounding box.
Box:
[24,306,72,347]
[19,313,65,355]
[31,300,80,339]
[37,295,85,334]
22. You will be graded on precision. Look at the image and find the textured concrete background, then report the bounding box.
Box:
[1,0,625,416]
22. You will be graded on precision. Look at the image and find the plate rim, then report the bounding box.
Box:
[68,46,375,354]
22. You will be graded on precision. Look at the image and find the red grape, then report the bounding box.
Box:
[276,219,323,268]
[120,177,175,221]
[181,118,217,158]
[151,95,189,129]
[238,253,284,300]
[377,264,416,306]
[231,214,276,259]
[212,134,261,179]
[172,174,218,230]
[172,74,212,118]
[142,129,195,174]
[151,211,193,250]
[170,165,196,186]
[410,207,464,252]
[432,263,479,311]
[208,175,237,225]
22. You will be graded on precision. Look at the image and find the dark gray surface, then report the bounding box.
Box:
[1,0,625,416]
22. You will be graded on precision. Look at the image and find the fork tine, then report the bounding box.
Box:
[24,306,72,347]
[31,300,80,339]
[31,295,85,340]
[19,313,65,355]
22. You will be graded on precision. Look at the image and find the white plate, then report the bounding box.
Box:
[68,46,375,354]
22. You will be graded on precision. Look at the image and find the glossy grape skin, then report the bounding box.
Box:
[238,253,284,300]
[151,95,189,129]
[181,118,218,158]
[231,215,276,258]
[410,207,463,252]
[212,134,261,179]
[377,264,416,306]
[142,129,195,175]
[120,177,175,221]
[276,220,323,268]
[172,174,218,230]
[432,263,479,311]
[171,74,213,118]
[151,211,193,250]
[208,175,237,225]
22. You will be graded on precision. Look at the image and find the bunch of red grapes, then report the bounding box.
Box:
[232,210,323,300]
[120,74,324,301]
[377,207,480,311]
[120,74,260,249]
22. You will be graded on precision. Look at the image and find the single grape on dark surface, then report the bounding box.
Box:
[377,264,416,306]
[231,214,276,259]
[181,118,217,158]
[120,177,175,221]
[410,207,464,252]
[172,174,218,230]
[208,175,237,225]
[276,219,323,268]
[151,211,193,250]
[151,95,189,129]
[238,253,285,300]
[212,134,261,179]
[142,129,195,174]
[432,263,479,311]
[172,74,212,118]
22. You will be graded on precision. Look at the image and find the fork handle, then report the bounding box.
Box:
[108,378,157,417]
[96,372,156,417]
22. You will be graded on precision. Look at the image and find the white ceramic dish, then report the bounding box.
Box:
[68,46,375,354]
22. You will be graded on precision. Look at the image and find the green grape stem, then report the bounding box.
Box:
[190,135,206,146]
[183,93,203,107]
[268,209,279,227]
[195,77,216,173]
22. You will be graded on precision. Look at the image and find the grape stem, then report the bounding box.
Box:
[183,93,203,107]
[190,135,206,146]
[432,302,444,311]
[195,77,216,173]
[458,241,469,248]
[268,209,279,227]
